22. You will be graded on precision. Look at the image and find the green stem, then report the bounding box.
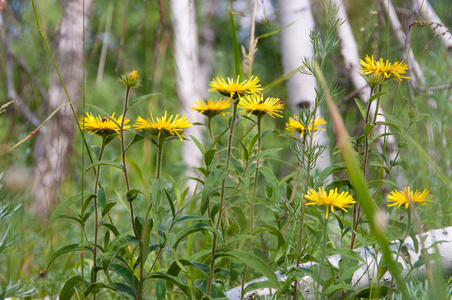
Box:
[206,101,238,296]
[351,85,380,250]
[240,115,262,300]
[155,136,166,180]
[316,217,329,299]
[92,136,106,300]
[120,86,138,239]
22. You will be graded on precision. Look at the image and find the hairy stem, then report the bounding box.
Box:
[206,101,238,296]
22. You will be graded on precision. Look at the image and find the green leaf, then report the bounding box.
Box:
[229,7,242,78]
[254,224,285,261]
[189,135,206,155]
[167,259,210,277]
[260,166,279,202]
[174,223,212,248]
[128,92,159,109]
[144,272,192,300]
[368,92,386,102]
[195,279,228,299]
[164,189,176,219]
[369,161,390,173]
[125,133,144,153]
[97,187,106,212]
[233,134,249,161]
[50,192,95,224]
[156,279,166,300]
[101,202,117,217]
[85,160,124,173]
[316,163,346,186]
[201,169,227,215]
[247,132,260,155]
[249,148,282,164]
[102,234,140,272]
[244,280,281,294]
[59,276,88,300]
[322,283,355,297]
[216,249,281,290]
[110,264,139,290]
[366,179,397,188]
[126,189,142,202]
[205,149,218,167]
[47,244,86,269]
[364,123,374,136]
[354,98,367,120]
[230,206,248,233]
[100,222,120,236]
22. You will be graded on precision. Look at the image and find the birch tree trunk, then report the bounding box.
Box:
[170,0,205,192]
[414,0,452,58]
[279,0,331,171]
[379,0,425,87]
[32,0,93,217]
[332,0,397,163]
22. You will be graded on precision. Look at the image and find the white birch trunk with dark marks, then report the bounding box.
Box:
[170,0,205,192]
[32,0,93,217]
[279,0,331,171]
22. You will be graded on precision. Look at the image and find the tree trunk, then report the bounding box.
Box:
[32,0,93,217]
[279,0,331,171]
[225,226,452,299]
[414,0,452,58]
[170,0,205,192]
[332,0,397,163]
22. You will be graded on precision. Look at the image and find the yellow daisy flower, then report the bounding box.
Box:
[358,55,410,84]
[190,98,231,118]
[80,112,130,138]
[286,115,327,137]
[133,111,193,141]
[208,75,262,100]
[387,187,433,210]
[305,187,356,219]
[238,94,284,118]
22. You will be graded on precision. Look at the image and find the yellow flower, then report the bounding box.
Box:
[190,98,231,118]
[387,187,433,210]
[238,94,284,118]
[286,115,327,137]
[305,187,356,219]
[358,55,410,85]
[118,70,141,88]
[133,111,193,141]
[80,112,130,138]
[208,75,262,100]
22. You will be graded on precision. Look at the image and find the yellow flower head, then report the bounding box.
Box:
[387,187,433,210]
[80,112,130,138]
[190,98,231,118]
[133,111,193,141]
[208,75,262,100]
[238,94,284,118]
[305,187,356,219]
[286,115,327,137]
[358,55,410,85]
[118,70,141,88]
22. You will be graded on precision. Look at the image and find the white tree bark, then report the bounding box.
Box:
[332,0,397,162]
[170,0,205,193]
[32,0,93,217]
[279,0,331,171]
[379,0,426,87]
[414,0,452,58]
[225,226,452,299]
